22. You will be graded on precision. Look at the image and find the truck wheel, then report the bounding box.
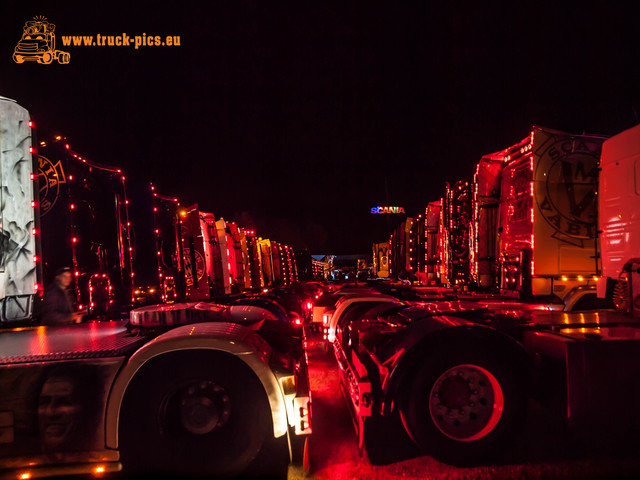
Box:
[399,347,524,465]
[119,350,272,477]
[13,53,24,63]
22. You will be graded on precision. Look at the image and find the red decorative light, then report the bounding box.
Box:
[28,120,34,128]
[68,175,74,181]
[70,204,76,210]
[72,237,78,243]
[65,144,70,149]
[32,228,37,235]
[33,255,38,262]
[31,201,36,208]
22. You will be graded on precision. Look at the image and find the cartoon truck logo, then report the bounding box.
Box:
[13,16,70,64]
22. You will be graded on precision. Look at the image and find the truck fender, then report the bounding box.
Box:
[562,284,597,311]
[105,322,289,449]
[381,318,529,416]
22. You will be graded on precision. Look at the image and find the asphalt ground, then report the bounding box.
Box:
[290,332,640,480]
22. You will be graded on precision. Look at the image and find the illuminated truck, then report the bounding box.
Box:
[597,123,640,312]
[129,184,186,305]
[425,201,442,285]
[332,124,640,466]
[37,135,134,317]
[179,205,226,298]
[216,218,248,293]
[245,229,265,288]
[372,242,389,278]
[388,217,413,279]
[442,180,473,287]
[0,96,311,479]
[471,126,607,305]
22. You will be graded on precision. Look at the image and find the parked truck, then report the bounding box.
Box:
[333,123,640,466]
[0,96,311,479]
[129,184,186,305]
[37,132,138,317]
[472,126,607,305]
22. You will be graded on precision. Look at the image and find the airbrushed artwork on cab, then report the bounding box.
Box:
[0,360,120,465]
[0,97,37,322]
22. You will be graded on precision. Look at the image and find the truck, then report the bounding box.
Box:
[404,126,607,308]
[0,96,311,479]
[36,134,136,318]
[471,126,607,305]
[388,217,413,278]
[443,180,472,287]
[332,123,640,466]
[424,201,442,285]
[372,242,389,278]
[129,184,186,305]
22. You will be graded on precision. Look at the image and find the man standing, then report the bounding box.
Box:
[42,267,84,325]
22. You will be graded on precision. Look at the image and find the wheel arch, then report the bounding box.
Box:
[382,323,530,416]
[105,322,289,450]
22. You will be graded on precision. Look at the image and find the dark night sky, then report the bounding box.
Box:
[2,2,639,254]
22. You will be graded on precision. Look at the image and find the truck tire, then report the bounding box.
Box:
[119,350,272,477]
[399,345,525,466]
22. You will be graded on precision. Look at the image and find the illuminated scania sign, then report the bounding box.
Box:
[371,206,405,214]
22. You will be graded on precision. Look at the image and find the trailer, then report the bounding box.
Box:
[0,96,38,325]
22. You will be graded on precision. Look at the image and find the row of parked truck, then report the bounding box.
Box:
[0,95,311,479]
[333,123,640,464]
[377,124,639,314]
[0,95,299,326]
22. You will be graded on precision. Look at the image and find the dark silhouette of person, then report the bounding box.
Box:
[41,267,84,325]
